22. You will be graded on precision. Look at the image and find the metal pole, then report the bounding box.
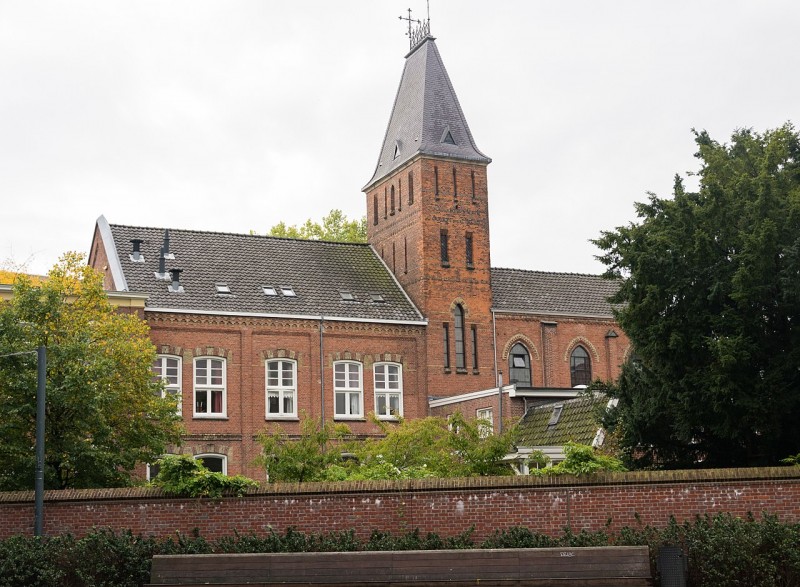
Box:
[34,345,46,537]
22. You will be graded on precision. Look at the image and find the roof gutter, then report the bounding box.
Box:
[143,307,428,326]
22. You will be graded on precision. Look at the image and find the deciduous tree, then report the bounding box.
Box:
[267,209,367,243]
[0,253,182,489]
[594,124,800,467]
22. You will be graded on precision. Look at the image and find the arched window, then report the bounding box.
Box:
[194,454,227,475]
[508,343,531,387]
[266,359,297,418]
[570,346,591,387]
[454,305,466,370]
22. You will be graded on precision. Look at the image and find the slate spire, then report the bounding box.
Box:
[364,36,490,190]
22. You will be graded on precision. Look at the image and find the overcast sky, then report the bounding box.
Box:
[2,1,797,277]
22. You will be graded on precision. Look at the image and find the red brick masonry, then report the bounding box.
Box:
[2,468,798,540]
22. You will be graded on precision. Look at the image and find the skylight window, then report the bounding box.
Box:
[370,293,385,303]
[281,286,296,297]
[215,283,231,294]
[263,286,277,296]
[547,405,563,427]
[340,290,355,301]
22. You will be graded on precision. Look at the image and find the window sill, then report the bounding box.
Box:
[192,415,228,420]
[265,416,300,422]
[472,369,480,375]
[456,368,468,375]
[377,416,401,422]
[466,264,474,271]
[441,262,450,268]
[444,368,452,374]
[334,416,366,422]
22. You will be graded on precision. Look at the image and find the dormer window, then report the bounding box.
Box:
[393,142,400,159]
[215,283,231,295]
[370,293,385,303]
[281,286,296,297]
[339,290,355,301]
[547,405,563,427]
[263,286,277,296]
[441,128,456,145]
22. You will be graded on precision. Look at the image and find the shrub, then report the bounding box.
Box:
[151,455,258,498]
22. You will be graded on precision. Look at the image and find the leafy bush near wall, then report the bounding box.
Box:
[1,514,799,586]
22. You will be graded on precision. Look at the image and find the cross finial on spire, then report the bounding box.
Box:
[399,8,421,43]
[399,4,431,50]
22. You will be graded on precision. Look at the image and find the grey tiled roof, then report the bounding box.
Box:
[105,222,424,323]
[491,268,620,318]
[516,395,606,447]
[365,37,490,190]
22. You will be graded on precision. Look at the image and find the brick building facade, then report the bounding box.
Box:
[88,29,629,478]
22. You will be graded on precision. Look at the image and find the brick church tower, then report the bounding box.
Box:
[363,25,496,397]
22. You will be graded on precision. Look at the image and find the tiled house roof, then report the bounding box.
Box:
[491,268,620,318]
[364,37,490,190]
[516,394,608,447]
[100,219,424,323]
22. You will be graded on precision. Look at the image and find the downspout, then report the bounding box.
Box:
[319,316,325,423]
[492,309,502,433]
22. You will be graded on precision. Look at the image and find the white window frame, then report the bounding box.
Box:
[194,453,227,475]
[373,362,403,420]
[193,357,227,418]
[333,361,363,419]
[152,355,182,415]
[266,359,298,419]
[476,407,494,438]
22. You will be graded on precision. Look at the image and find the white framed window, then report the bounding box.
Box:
[476,407,494,438]
[194,357,226,417]
[152,355,182,415]
[194,453,227,475]
[266,359,297,418]
[374,362,403,419]
[146,460,162,482]
[334,361,363,419]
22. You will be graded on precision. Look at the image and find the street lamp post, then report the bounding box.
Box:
[35,345,46,537]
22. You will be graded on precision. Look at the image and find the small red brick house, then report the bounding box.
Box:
[88,28,629,479]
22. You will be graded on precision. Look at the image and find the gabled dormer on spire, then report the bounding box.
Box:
[364,36,490,191]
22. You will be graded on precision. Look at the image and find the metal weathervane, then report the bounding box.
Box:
[399,2,431,50]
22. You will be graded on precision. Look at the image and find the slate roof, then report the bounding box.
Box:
[516,395,607,447]
[364,36,490,190]
[491,268,620,318]
[101,219,424,323]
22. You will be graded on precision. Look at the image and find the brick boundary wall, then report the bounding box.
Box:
[1,467,799,540]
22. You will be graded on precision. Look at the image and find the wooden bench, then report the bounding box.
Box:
[147,545,653,586]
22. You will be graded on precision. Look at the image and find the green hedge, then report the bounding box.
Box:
[1,513,798,586]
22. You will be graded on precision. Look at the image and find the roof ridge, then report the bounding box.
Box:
[491,266,607,278]
[109,223,371,248]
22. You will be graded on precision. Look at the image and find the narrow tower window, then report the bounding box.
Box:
[471,170,476,199]
[392,241,396,273]
[373,194,378,226]
[390,186,395,215]
[471,325,479,371]
[440,229,449,266]
[404,236,408,274]
[452,167,458,200]
[384,188,388,219]
[443,323,451,370]
[454,305,466,371]
[398,179,402,211]
[434,166,439,198]
[408,172,414,205]
[465,232,474,269]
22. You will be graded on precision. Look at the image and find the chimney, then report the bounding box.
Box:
[154,246,169,280]
[130,239,144,262]
[162,229,174,259]
[168,268,183,293]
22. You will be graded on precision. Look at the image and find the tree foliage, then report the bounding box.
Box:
[527,442,627,477]
[267,209,367,243]
[151,455,257,498]
[594,124,800,468]
[257,414,517,483]
[0,253,182,489]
